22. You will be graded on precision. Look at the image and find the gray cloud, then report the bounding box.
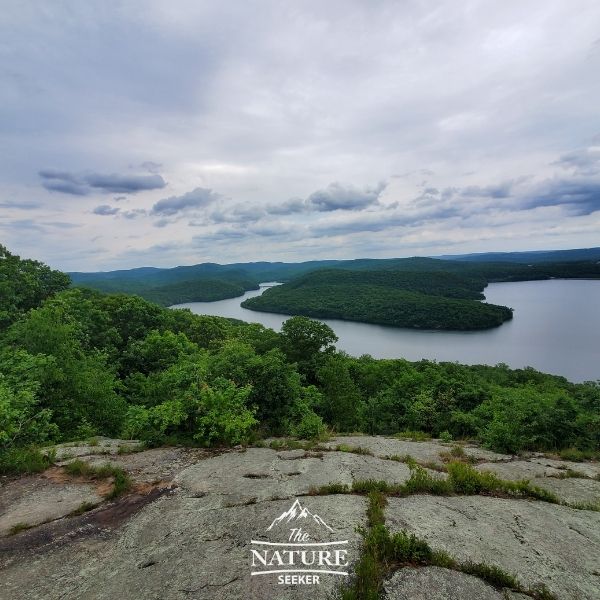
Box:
[0,200,42,209]
[39,169,166,195]
[522,178,600,216]
[85,173,166,193]
[264,182,387,217]
[460,183,513,199]
[93,204,120,216]
[266,197,306,215]
[140,161,162,174]
[308,181,387,212]
[210,204,265,224]
[151,187,221,216]
[554,148,600,176]
[122,208,147,219]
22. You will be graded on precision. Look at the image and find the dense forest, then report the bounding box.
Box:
[242,269,514,330]
[70,254,600,310]
[1,244,598,475]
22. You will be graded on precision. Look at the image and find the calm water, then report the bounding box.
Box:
[173,279,600,383]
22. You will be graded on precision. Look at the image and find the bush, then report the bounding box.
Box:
[439,430,453,442]
[0,446,55,475]
[404,463,453,495]
[63,460,132,498]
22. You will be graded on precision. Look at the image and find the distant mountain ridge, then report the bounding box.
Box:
[436,247,600,264]
[69,246,600,281]
[68,247,600,307]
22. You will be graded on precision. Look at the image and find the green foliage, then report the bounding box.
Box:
[1,246,597,470]
[0,446,55,475]
[0,374,57,448]
[335,444,374,456]
[243,268,513,330]
[286,387,327,440]
[403,463,453,495]
[0,244,70,330]
[193,379,257,446]
[317,354,363,431]
[439,430,453,442]
[309,482,350,495]
[460,561,519,589]
[558,447,600,462]
[63,460,132,498]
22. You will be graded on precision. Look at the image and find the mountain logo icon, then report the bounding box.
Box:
[266,499,334,532]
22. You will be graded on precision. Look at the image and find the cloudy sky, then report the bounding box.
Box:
[1,1,600,271]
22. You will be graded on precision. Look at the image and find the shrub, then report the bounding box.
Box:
[460,561,519,589]
[403,463,453,495]
[439,430,453,442]
[0,446,55,475]
[63,460,132,498]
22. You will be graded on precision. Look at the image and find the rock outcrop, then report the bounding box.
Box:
[0,436,598,599]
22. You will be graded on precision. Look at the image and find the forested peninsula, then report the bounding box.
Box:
[1,244,598,478]
[70,254,600,330]
[242,257,600,330]
[242,269,513,330]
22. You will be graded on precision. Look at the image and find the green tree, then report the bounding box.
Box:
[317,354,362,431]
[0,244,70,330]
[280,316,337,381]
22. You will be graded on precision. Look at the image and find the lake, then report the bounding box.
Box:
[172,279,600,383]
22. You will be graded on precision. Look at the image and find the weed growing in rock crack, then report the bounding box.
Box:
[551,468,588,479]
[335,444,374,456]
[8,522,31,535]
[267,438,319,451]
[308,482,350,495]
[63,459,132,498]
[117,444,144,455]
[70,501,98,516]
[460,560,519,589]
[334,472,563,600]
[366,491,386,527]
[403,463,453,495]
[568,500,600,512]
[352,480,401,495]
[440,444,478,465]
[311,460,600,515]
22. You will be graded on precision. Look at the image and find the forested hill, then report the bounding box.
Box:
[242,269,514,330]
[437,246,600,263]
[69,248,600,306]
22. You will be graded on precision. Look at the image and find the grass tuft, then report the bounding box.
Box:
[335,444,374,456]
[557,448,600,462]
[8,522,31,536]
[460,560,519,589]
[308,482,349,495]
[69,501,98,516]
[63,459,132,498]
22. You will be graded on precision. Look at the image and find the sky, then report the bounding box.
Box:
[1,1,600,272]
